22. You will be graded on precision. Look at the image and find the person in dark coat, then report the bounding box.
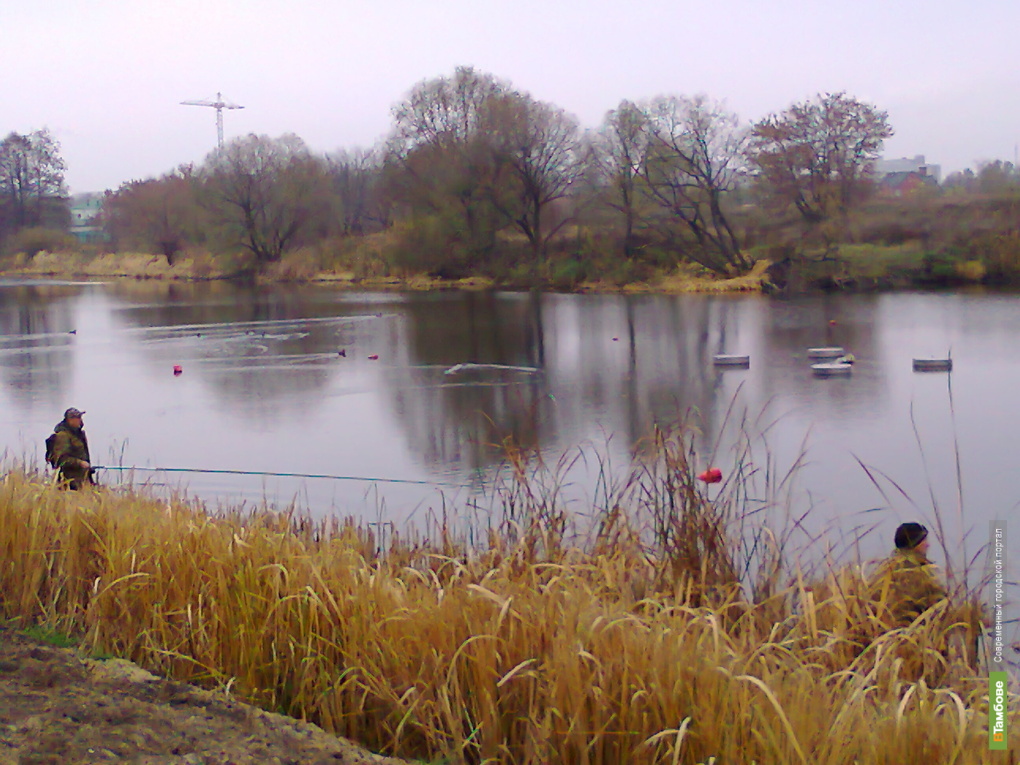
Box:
[50,407,93,489]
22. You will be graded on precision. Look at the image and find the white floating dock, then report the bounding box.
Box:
[912,358,952,372]
[807,346,845,359]
[713,354,750,368]
[812,362,853,376]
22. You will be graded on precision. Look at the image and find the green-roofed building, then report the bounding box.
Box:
[69,192,106,243]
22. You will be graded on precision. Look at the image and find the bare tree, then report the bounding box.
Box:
[590,100,651,258]
[748,92,893,230]
[204,134,331,265]
[392,66,510,150]
[488,93,583,262]
[642,95,751,274]
[326,147,388,236]
[0,129,68,238]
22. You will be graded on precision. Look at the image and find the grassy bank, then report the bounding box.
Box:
[757,242,997,292]
[0,435,1009,764]
[0,247,771,295]
[2,242,1007,297]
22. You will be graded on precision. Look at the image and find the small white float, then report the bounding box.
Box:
[713,354,750,368]
[807,346,845,359]
[812,362,853,377]
[912,358,952,372]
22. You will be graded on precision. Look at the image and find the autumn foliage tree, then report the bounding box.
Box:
[388,67,584,275]
[387,67,513,274]
[748,92,893,241]
[105,167,205,264]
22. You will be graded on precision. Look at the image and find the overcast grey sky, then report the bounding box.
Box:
[4,0,1018,193]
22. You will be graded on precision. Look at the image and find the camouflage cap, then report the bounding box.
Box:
[64,407,86,419]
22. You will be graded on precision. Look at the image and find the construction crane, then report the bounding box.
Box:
[180,92,244,149]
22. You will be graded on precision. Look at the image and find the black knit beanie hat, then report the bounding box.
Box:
[894,522,929,550]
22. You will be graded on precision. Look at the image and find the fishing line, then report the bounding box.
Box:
[92,465,467,488]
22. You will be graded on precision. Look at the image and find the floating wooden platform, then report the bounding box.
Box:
[713,354,750,367]
[912,358,953,372]
[812,362,853,376]
[807,346,845,359]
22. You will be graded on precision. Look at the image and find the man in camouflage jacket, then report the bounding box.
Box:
[50,407,93,490]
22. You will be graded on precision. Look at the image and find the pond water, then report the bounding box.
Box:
[1,279,1017,577]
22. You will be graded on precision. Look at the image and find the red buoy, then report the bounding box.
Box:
[367,354,379,360]
[697,467,723,484]
[173,365,183,375]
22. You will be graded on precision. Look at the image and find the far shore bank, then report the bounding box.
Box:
[0,250,772,294]
[0,246,1006,295]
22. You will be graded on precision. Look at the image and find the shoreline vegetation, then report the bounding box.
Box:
[0,249,774,294]
[0,239,1007,296]
[0,424,1010,763]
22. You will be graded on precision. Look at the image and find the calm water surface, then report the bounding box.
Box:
[1,279,1018,572]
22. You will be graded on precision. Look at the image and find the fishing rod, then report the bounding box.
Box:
[91,465,465,488]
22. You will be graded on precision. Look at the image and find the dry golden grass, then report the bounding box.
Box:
[2,250,238,280]
[615,260,771,295]
[0,456,1011,764]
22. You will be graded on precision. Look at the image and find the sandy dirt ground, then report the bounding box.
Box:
[0,627,412,765]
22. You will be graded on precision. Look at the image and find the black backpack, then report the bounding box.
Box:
[44,433,58,468]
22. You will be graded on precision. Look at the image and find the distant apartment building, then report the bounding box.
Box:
[69,192,106,243]
[874,154,941,184]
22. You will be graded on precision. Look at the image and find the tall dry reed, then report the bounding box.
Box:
[0,452,1010,764]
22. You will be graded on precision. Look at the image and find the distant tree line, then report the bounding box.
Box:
[94,71,896,280]
[7,68,1019,284]
[943,160,1020,195]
